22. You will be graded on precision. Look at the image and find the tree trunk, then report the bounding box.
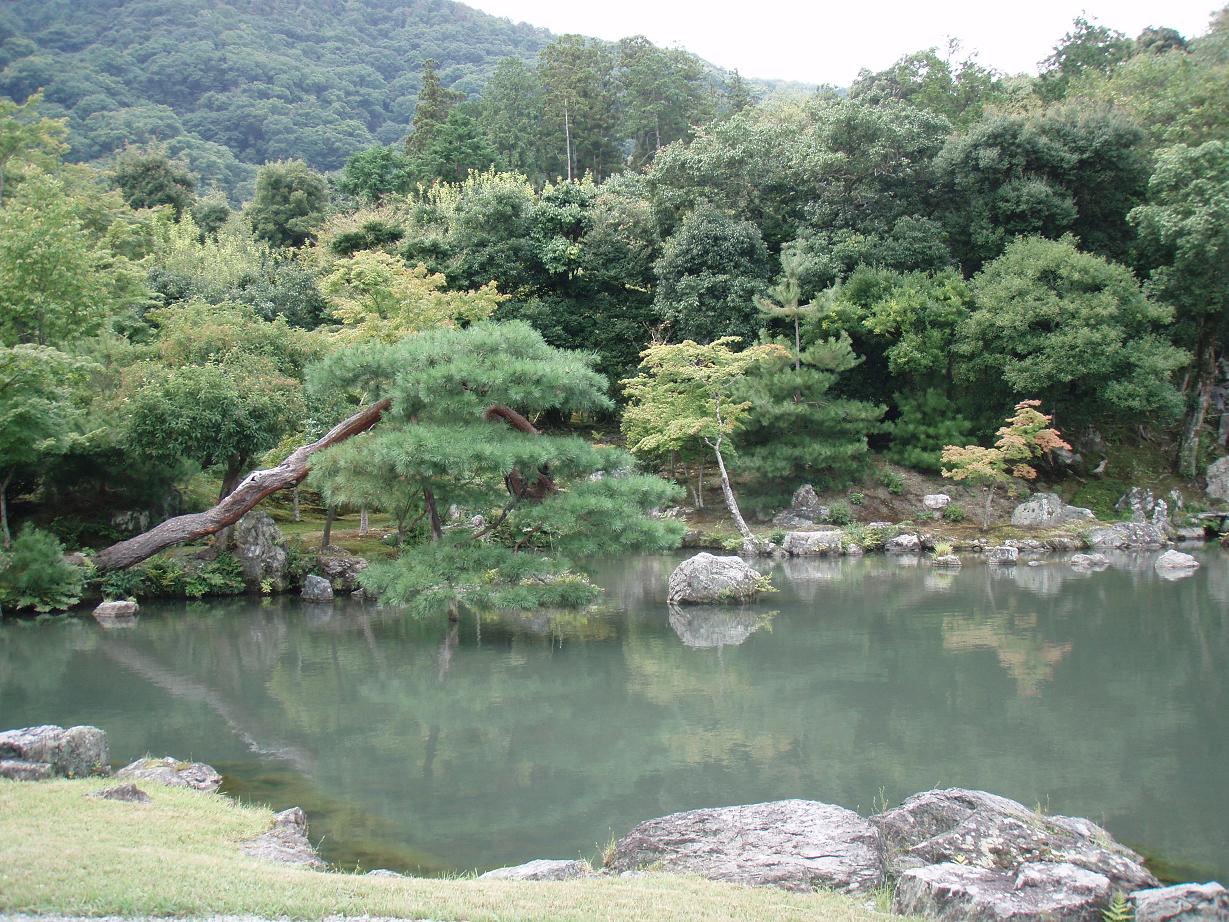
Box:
[710,436,753,541]
[94,398,391,571]
[359,507,369,536]
[292,486,301,522]
[423,487,443,541]
[218,456,244,503]
[982,483,996,532]
[320,505,335,551]
[696,462,704,510]
[0,469,11,551]
[1179,329,1217,480]
[793,315,801,372]
[563,101,573,182]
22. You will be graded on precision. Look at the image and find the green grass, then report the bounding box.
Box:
[0,779,901,922]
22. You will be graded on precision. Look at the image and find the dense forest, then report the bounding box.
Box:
[1,1,1227,615]
[0,0,798,195]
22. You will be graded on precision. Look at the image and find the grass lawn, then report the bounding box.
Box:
[0,779,903,922]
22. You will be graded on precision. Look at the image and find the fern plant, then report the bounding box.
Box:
[1102,892,1132,922]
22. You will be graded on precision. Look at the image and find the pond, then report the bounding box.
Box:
[1,549,1226,882]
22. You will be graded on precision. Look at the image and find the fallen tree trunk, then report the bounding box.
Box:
[94,399,392,571]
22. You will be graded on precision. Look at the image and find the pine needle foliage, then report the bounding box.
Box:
[308,321,683,617]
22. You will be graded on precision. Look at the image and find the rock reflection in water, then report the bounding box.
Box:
[667,604,773,648]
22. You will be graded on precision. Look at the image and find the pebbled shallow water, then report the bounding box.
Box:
[1,549,1226,880]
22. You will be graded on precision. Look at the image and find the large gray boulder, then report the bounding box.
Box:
[1087,523,1167,549]
[667,553,763,604]
[117,756,222,793]
[894,860,1114,921]
[1154,549,1199,572]
[1070,553,1110,571]
[479,859,596,881]
[1132,882,1229,921]
[0,725,110,779]
[986,545,1020,566]
[872,788,1157,894]
[924,494,951,511]
[240,806,324,869]
[233,511,289,591]
[781,530,844,557]
[1206,457,1229,502]
[668,605,771,648]
[886,533,922,554]
[1011,493,1095,528]
[92,600,138,626]
[300,574,334,602]
[773,484,829,528]
[608,799,884,893]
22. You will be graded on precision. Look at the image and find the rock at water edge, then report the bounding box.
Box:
[0,725,110,779]
[301,574,334,601]
[117,756,222,793]
[1132,882,1229,922]
[479,859,596,881]
[667,553,763,604]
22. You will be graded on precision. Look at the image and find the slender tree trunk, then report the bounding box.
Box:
[423,487,443,541]
[709,435,753,541]
[793,315,801,372]
[982,484,996,532]
[0,469,11,551]
[320,506,335,551]
[1179,328,1217,480]
[292,486,301,522]
[563,101,573,182]
[696,462,705,510]
[218,456,245,503]
[359,507,369,536]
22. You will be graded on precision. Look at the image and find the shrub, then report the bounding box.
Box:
[887,389,976,472]
[941,503,966,523]
[827,502,853,526]
[878,468,905,495]
[769,530,787,546]
[0,525,84,613]
[848,492,864,506]
[932,540,955,557]
[99,567,146,601]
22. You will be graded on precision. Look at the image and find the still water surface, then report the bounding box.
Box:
[1,550,1226,880]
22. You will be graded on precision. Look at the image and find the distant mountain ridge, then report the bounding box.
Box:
[0,0,811,193]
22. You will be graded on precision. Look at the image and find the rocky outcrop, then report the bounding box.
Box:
[240,806,324,869]
[667,553,764,604]
[894,860,1115,922]
[1205,457,1229,502]
[300,574,334,602]
[781,530,844,556]
[1154,549,1199,572]
[116,756,222,793]
[91,782,151,803]
[773,485,829,528]
[479,859,596,881]
[668,605,771,648]
[872,788,1157,894]
[93,600,139,625]
[0,725,110,779]
[1011,493,1095,528]
[1086,523,1167,549]
[1132,882,1229,921]
[233,511,289,591]
[608,799,884,893]
[986,545,1019,566]
[315,549,368,591]
[1069,553,1110,571]
[886,534,921,554]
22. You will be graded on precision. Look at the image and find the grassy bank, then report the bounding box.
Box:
[0,779,902,922]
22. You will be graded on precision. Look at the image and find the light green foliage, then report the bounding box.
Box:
[322,252,503,343]
[0,525,84,612]
[310,321,683,616]
[960,236,1186,427]
[99,552,246,601]
[0,90,67,204]
[942,400,1070,528]
[1037,15,1135,101]
[1102,892,1133,922]
[850,43,1008,128]
[246,160,327,249]
[941,503,966,523]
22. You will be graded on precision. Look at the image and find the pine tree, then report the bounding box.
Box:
[307,321,682,617]
[406,59,465,157]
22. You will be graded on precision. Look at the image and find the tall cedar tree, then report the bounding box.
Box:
[307,321,682,617]
[406,59,465,156]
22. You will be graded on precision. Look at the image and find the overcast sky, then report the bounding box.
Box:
[464,0,1220,85]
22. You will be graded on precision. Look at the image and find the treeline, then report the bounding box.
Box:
[0,0,774,195]
[0,8,1227,613]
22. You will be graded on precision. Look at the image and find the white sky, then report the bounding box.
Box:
[465,0,1221,85]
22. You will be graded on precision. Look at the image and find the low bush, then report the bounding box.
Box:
[0,525,84,613]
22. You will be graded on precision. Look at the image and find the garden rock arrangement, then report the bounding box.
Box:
[986,545,1019,565]
[781,529,844,556]
[92,599,139,624]
[772,484,829,528]
[300,573,334,601]
[1132,882,1229,921]
[315,549,368,591]
[233,510,290,591]
[1010,493,1095,528]
[1206,457,1229,502]
[607,799,885,893]
[0,724,110,780]
[667,553,763,603]
[116,756,223,793]
[1069,553,1110,571]
[1153,549,1200,572]
[240,806,325,869]
[1086,522,1167,549]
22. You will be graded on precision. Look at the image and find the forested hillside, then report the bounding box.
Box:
[0,0,786,196]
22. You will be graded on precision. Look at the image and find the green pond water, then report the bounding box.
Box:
[1,549,1226,881]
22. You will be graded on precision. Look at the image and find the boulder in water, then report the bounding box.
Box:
[1087,523,1167,549]
[240,806,324,869]
[667,553,763,604]
[300,574,334,602]
[1132,882,1229,922]
[781,530,844,556]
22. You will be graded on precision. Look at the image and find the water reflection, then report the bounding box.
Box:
[0,549,1225,884]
